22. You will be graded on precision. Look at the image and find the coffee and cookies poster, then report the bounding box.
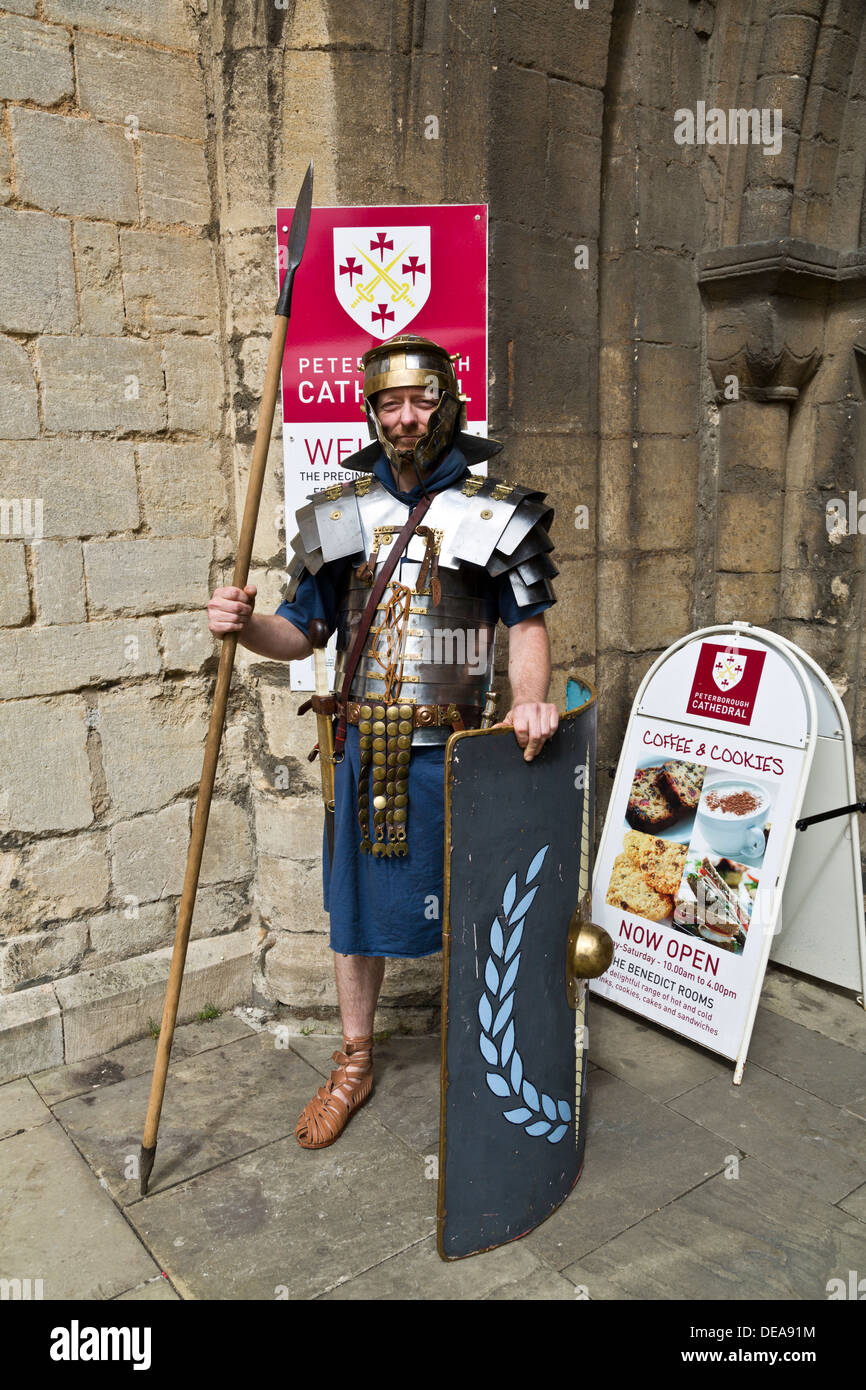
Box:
[591,715,807,1060]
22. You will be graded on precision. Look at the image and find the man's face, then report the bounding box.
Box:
[374,385,439,457]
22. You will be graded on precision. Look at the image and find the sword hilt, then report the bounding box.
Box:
[481,689,498,729]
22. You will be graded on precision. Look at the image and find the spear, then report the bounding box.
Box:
[138,162,314,1196]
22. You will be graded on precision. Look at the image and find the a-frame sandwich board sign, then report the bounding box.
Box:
[591,622,830,1083]
[771,633,866,1001]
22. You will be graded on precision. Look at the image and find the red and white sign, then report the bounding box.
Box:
[639,631,808,747]
[275,204,488,688]
[687,642,767,725]
[275,202,487,490]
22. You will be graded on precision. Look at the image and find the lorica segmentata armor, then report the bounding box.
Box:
[286,471,558,745]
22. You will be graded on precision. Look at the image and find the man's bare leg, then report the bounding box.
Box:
[295,953,384,1148]
[335,952,386,1035]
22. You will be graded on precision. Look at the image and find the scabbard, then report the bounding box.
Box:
[315,710,336,810]
[312,648,336,866]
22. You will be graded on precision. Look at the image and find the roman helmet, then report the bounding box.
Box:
[361,334,465,475]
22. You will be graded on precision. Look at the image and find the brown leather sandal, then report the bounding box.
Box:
[295,1035,374,1149]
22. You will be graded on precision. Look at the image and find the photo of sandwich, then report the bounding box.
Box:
[672,854,758,955]
[605,829,689,924]
[626,759,706,836]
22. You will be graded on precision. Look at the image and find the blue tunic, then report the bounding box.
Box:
[323,725,447,957]
[277,446,553,958]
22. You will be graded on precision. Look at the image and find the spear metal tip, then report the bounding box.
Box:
[286,161,314,267]
[139,1142,156,1196]
[276,160,314,317]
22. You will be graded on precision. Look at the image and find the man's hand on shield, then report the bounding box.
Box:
[498,701,559,762]
[499,614,558,760]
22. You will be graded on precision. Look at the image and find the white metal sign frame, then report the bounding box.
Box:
[592,621,823,1084]
[772,634,866,1001]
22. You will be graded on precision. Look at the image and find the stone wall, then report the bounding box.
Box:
[3,0,866,1079]
[0,0,252,1077]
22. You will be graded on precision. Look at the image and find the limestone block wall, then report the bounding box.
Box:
[0,0,253,1077]
[3,0,866,1078]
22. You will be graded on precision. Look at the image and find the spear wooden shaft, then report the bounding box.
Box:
[139,164,313,1195]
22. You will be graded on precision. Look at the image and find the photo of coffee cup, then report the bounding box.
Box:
[695,779,770,859]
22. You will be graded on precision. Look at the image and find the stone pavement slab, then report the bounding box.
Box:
[669,1064,866,1204]
[53,1031,322,1204]
[587,995,729,1101]
[520,1067,732,1269]
[317,1231,566,1300]
[760,966,866,1051]
[482,1263,591,1299]
[568,1158,866,1301]
[839,1182,866,1222]
[0,1119,160,1300]
[115,1276,180,1301]
[30,1013,255,1106]
[0,1076,52,1138]
[128,1120,435,1300]
[745,1007,866,1107]
[290,1032,442,1156]
[532,1261,634,1301]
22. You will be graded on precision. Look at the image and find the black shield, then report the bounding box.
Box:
[437,690,597,1260]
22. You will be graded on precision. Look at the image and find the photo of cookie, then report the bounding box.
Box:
[625,767,679,833]
[606,851,674,922]
[623,831,688,896]
[622,829,655,862]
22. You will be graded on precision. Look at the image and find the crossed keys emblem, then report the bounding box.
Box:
[712,650,746,692]
[333,225,432,338]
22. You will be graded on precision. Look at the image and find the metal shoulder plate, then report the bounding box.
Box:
[438,473,558,608]
[284,474,379,600]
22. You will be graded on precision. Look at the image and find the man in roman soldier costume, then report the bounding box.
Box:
[207,333,560,1148]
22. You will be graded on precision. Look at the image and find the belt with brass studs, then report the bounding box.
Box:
[343,700,483,732]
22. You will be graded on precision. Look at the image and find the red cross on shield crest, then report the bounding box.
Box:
[712,650,747,692]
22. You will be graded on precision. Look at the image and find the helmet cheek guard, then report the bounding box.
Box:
[361,334,466,471]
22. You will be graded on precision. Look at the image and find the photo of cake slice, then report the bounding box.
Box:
[658,760,705,814]
[625,767,679,833]
[606,851,674,922]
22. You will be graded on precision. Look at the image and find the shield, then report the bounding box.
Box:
[438,686,598,1260]
[712,650,746,691]
[333,225,431,337]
